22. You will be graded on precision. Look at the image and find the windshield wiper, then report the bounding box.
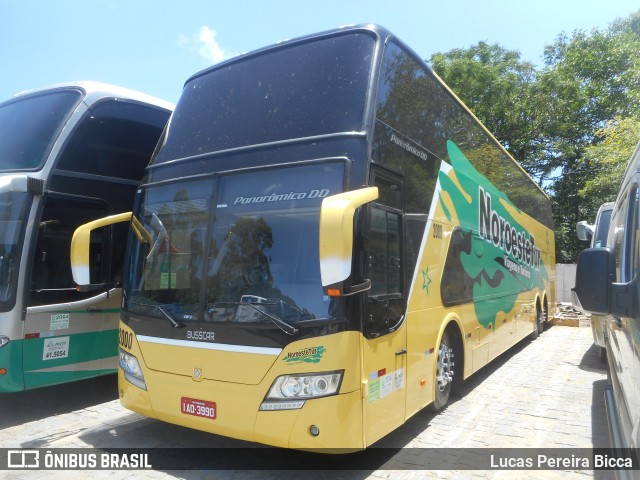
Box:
[210,298,299,335]
[130,302,185,329]
[244,301,298,336]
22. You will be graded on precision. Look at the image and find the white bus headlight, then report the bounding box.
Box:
[260,371,343,411]
[119,348,147,390]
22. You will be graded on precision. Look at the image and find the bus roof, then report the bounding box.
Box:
[8,81,174,112]
[185,24,385,86]
[182,23,549,202]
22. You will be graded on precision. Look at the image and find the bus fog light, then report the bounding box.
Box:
[119,348,147,390]
[310,425,320,436]
[259,400,305,411]
[260,370,343,411]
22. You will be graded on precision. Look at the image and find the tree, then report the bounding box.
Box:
[430,10,640,262]
[429,42,552,184]
[578,117,640,215]
[542,11,640,261]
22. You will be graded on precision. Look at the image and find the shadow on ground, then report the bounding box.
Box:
[0,374,117,429]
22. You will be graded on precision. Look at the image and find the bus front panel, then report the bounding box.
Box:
[118,322,365,449]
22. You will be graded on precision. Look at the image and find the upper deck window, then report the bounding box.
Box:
[153,32,375,163]
[55,100,169,181]
[0,90,81,172]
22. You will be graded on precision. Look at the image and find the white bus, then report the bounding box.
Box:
[0,82,172,392]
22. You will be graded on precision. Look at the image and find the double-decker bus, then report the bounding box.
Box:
[72,25,555,450]
[0,82,172,392]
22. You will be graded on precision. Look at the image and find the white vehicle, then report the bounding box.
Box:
[0,82,172,392]
[574,140,640,463]
[575,201,614,359]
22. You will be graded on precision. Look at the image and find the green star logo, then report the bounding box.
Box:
[422,267,432,294]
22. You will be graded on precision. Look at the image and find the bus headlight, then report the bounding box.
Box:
[259,371,343,411]
[119,348,147,390]
[0,336,9,348]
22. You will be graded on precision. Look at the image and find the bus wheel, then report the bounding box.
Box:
[530,308,542,340]
[537,306,546,335]
[433,329,456,411]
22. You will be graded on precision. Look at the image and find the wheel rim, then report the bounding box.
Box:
[436,338,454,392]
[538,307,546,333]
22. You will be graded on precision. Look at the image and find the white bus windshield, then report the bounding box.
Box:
[0,90,81,171]
[0,192,30,309]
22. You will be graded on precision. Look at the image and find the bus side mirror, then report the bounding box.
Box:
[576,221,594,242]
[573,247,615,315]
[71,212,133,291]
[574,247,639,319]
[319,187,378,297]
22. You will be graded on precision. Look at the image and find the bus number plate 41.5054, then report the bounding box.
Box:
[181,397,217,420]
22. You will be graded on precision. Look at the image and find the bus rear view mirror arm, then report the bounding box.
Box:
[75,282,120,293]
[610,281,639,319]
[342,279,372,296]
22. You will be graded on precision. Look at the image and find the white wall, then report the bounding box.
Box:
[555,263,577,304]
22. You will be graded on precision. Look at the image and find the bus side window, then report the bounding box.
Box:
[28,99,168,307]
[610,191,630,283]
[625,185,640,282]
[369,206,402,297]
[365,168,405,338]
[29,195,110,306]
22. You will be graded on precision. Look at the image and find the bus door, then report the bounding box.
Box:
[23,193,117,389]
[361,167,407,445]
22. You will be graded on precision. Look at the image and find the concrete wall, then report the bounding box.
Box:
[556,263,577,304]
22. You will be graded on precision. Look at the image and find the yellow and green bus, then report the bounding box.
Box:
[72,25,555,450]
[0,82,171,392]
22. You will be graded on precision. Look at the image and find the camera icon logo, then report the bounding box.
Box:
[7,450,39,468]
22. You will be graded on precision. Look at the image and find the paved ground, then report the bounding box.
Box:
[0,324,616,479]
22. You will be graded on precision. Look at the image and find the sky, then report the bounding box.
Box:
[1,0,639,105]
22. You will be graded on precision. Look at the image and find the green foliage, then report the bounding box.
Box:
[578,117,640,213]
[429,10,640,262]
[429,42,550,181]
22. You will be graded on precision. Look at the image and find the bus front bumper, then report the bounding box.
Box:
[118,367,365,451]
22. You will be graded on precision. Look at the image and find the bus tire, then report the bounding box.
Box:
[540,301,548,334]
[599,345,607,363]
[432,328,457,411]
[530,307,543,340]
[537,305,545,335]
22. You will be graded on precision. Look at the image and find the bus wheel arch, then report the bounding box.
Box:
[431,321,464,411]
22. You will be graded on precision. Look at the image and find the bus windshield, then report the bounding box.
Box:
[125,162,345,340]
[0,192,31,309]
[0,90,81,171]
[152,32,374,163]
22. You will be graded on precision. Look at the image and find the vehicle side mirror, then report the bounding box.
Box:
[319,187,378,297]
[573,247,615,315]
[71,212,132,291]
[574,247,639,319]
[576,221,594,242]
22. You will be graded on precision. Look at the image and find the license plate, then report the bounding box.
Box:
[180,397,217,420]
